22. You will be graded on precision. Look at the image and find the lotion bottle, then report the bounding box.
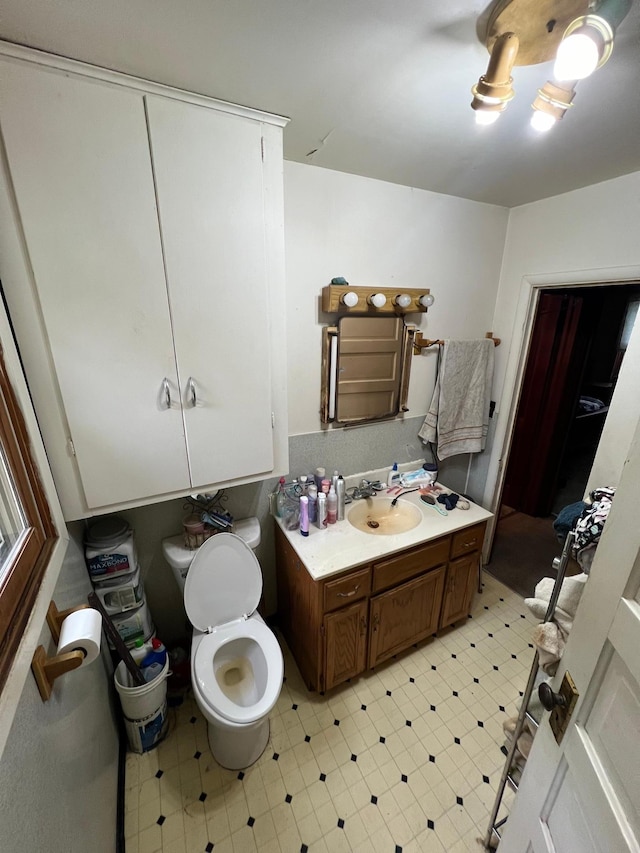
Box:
[387,462,398,487]
[327,486,337,524]
[299,496,309,536]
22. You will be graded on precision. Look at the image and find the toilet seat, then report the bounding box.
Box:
[184,533,261,631]
[193,618,283,724]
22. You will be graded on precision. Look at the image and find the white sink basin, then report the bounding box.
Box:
[347,498,422,536]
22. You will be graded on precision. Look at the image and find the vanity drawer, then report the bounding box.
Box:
[372,537,449,593]
[323,567,371,613]
[451,522,486,559]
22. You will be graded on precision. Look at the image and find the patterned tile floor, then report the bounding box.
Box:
[124,574,536,852]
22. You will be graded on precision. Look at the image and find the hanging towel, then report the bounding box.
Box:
[418,339,494,460]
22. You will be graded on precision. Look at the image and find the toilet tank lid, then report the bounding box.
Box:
[162,516,261,570]
[233,516,261,549]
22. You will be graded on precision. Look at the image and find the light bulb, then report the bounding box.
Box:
[475,110,501,126]
[554,33,600,80]
[341,291,359,308]
[368,293,387,308]
[395,294,412,308]
[419,294,434,309]
[530,110,557,132]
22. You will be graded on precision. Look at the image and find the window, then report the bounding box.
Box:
[0,342,58,694]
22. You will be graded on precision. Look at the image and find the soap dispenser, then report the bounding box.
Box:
[387,462,398,487]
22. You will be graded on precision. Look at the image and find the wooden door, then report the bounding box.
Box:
[146,96,274,488]
[0,60,190,508]
[439,553,477,629]
[368,568,445,669]
[502,292,588,516]
[324,599,368,691]
[498,419,640,851]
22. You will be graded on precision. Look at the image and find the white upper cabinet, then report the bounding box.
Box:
[0,45,288,518]
[146,96,274,487]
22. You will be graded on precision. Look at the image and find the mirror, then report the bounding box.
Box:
[321,316,415,424]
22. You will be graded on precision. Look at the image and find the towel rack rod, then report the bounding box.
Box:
[413,330,501,354]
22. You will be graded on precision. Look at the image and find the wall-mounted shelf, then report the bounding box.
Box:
[322,285,432,315]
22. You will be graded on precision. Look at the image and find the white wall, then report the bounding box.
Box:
[485,171,640,508]
[284,161,509,436]
[0,532,119,853]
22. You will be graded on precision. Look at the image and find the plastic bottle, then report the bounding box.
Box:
[321,478,331,494]
[130,637,153,666]
[332,470,340,491]
[141,638,167,682]
[316,492,327,529]
[299,496,309,536]
[336,476,346,521]
[299,474,308,495]
[315,467,326,491]
[275,476,287,518]
[387,462,398,487]
[327,487,337,524]
[307,483,318,524]
[141,637,167,668]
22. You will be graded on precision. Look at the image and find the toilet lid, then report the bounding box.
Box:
[184,533,262,632]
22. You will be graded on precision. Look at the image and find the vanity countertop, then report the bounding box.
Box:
[276,484,493,581]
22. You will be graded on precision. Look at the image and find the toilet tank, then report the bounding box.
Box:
[163,517,261,591]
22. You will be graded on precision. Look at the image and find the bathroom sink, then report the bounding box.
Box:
[347,498,422,536]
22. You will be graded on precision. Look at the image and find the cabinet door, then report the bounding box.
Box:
[368,567,445,669]
[324,599,368,692]
[440,553,478,629]
[0,61,189,507]
[146,96,274,487]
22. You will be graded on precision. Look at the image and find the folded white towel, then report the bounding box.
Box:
[418,339,495,460]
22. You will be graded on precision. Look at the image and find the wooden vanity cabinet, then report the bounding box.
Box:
[275,519,486,692]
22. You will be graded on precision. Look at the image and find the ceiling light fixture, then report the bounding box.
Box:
[471,0,631,132]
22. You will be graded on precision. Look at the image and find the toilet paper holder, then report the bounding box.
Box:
[31,601,93,701]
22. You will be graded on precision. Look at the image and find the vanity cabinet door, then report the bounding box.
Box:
[368,567,445,669]
[323,599,368,692]
[440,553,478,629]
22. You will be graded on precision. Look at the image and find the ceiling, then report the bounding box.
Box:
[0,0,639,207]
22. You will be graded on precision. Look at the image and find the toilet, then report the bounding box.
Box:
[162,522,283,769]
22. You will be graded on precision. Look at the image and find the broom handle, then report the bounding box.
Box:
[88,591,146,686]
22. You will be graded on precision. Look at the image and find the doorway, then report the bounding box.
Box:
[487,282,640,598]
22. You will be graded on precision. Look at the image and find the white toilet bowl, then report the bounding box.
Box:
[163,528,283,770]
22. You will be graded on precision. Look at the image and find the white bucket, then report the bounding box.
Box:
[114,658,170,753]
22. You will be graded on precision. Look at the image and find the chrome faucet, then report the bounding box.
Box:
[349,479,376,500]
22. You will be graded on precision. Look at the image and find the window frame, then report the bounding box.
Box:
[0,341,58,694]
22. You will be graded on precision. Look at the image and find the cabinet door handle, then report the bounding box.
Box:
[187,377,198,408]
[161,378,171,409]
[461,541,475,549]
[337,584,360,598]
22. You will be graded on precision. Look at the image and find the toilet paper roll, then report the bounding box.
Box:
[56,607,102,666]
